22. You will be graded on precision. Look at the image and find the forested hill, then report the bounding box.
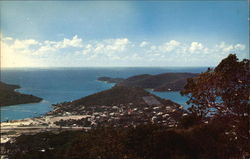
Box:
[67,86,178,107]
[0,81,42,106]
[98,73,198,91]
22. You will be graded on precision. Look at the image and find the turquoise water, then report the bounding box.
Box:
[149,91,189,107]
[0,67,206,121]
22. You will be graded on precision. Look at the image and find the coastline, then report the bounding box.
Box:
[0,114,91,144]
[0,70,195,144]
[1,67,204,122]
[0,82,43,107]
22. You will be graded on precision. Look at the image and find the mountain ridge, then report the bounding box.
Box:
[98,72,198,91]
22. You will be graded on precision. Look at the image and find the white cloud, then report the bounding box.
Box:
[234,44,245,50]
[139,41,149,47]
[1,40,39,67]
[189,42,204,53]
[1,35,84,67]
[223,45,234,53]
[12,39,39,49]
[43,35,83,49]
[203,47,209,54]
[217,42,233,53]
[105,38,129,52]
[36,35,83,55]
[82,38,130,57]
[159,40,181,52]
[61,35,83,48]
[150,45,157,51]
[82,44,93,55]
[3,37,13,41]
[94,43,105,53]
[215,42,246,54]
[35,45,56,54]
[1,34,248,67]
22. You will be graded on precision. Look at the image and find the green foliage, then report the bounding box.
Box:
[181,54,250,154]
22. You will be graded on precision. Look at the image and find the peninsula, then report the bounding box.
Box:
[48,86,186,128]
[98,72,198,91]
[0,81,42,106]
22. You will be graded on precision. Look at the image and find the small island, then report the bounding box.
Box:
[0,81,42,106]
[98,72,198,91]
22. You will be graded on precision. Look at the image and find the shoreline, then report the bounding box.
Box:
[0,81,43,107]
[0,114,91,144]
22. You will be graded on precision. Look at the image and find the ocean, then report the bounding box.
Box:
[0,67,207,121]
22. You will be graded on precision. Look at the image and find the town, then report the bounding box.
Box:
[48,96,186,128]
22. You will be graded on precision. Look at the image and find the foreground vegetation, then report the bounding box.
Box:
[3,121,243,159]
[0,82,42,106]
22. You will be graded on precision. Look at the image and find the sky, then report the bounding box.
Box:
[0,1,249,67]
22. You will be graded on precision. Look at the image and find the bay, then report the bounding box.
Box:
[0,67,206,121]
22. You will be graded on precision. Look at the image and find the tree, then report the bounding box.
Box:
[181,54,250,155]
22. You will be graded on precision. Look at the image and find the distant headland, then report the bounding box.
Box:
[0,81,42,106]
[98,72,198,91]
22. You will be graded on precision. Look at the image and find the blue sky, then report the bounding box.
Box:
[0,1,249,67]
